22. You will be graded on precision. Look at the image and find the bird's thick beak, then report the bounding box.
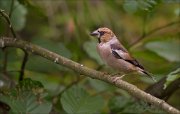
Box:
[90,30,99,37]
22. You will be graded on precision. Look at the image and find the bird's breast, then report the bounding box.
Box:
[97,43,112,62]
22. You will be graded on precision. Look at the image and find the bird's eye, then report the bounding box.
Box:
[99,31,105,36]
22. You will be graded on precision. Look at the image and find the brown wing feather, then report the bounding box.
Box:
[110,43,144,70]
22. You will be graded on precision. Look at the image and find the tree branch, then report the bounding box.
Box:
[0,37,179,114]
[145,77,180,101]
[9,0,14,18]
[0,10,16,38]
[19,51,28,81]
[129,21,180,49]
[0,9,29,81]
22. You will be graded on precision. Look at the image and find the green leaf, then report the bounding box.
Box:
[0,48,22,71]
[163,0,180,3]
[26,55,66,72]
[137,0,157,11]
[109,97,165,114]
[0,78,52,114]
[11,1,27,31]
[0,0,12,11]
[122,101,165,113]
[164,68,180,89]
[61,85,104,114]
[145,40,180,62]
[83,40,103,65]
[32,38,71,58]
[123,0,160,13]
[88,78,115,92]
[123,0,138,13]
[26,38,72,72]
[17,78,44,89]
[0,0,27,31]
[108,96,132,113]
[18,0,31,6]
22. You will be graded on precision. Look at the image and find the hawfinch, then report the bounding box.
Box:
[90,27,156,81]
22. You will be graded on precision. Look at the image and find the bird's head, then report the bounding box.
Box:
[90,27,115,43]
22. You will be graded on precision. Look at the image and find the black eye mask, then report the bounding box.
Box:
[99,31,105,36]
[98,31,105,43]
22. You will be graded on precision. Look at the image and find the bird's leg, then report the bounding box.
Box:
[112,74,126,83]
[102,72,126,83]
[111,72,126,78]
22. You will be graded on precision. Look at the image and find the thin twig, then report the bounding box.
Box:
[141,14,147,39]
[1,4,15,75]
[0,37,179,114]
[129,21,180,49]
[0,9,16,38]
[0,9,29,81]
[19,51,28,81]
[9,0,14,17]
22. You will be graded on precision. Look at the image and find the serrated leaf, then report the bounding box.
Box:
[17,78,44,92]
[145,40,180,62]
[164,68,180,89]
[123,0,159,13]
[61,85,104,114]
[0,78,52,114]
[83,40,103,65]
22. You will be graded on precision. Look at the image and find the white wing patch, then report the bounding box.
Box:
[112,49,128,59]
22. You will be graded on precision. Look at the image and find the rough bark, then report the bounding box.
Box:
[0,37,179,114]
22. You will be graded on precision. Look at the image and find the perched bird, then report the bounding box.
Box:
[90,27,156,82]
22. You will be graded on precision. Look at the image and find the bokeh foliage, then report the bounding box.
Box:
[0,0,179,113]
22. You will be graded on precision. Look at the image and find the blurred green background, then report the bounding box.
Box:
[0,0,179,114]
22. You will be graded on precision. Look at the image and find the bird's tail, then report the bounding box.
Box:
[141,70,157,82]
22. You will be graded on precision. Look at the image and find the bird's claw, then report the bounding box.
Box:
[112,74,125,83]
